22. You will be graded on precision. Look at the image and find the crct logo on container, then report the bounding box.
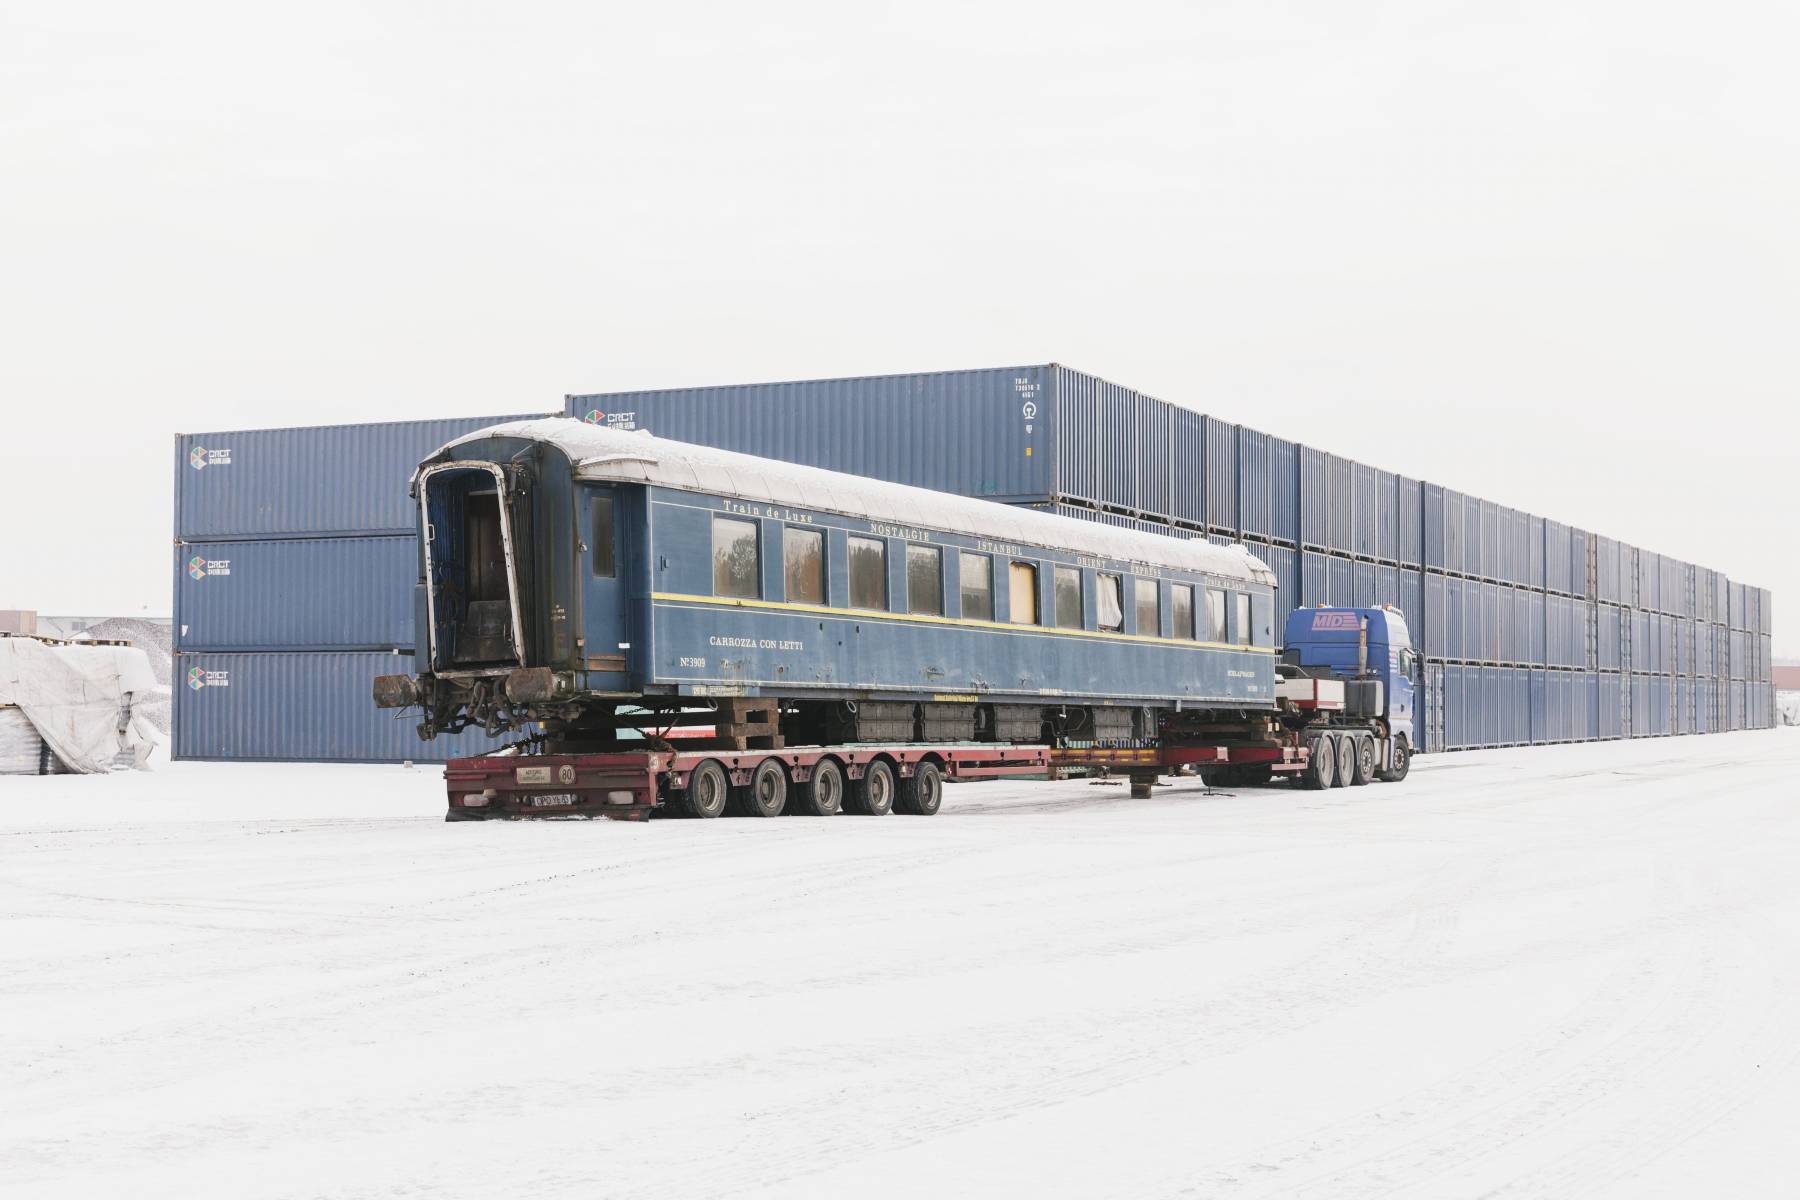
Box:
[186,556,230,580]
[186,666,229,690]
[188,556,207,580]
[189,446,232,470]
[583,410,636,429]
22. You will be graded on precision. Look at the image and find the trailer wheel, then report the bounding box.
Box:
[895,760,943,815]
[1333,736,1356,789]
[1350,737,1377,786]
[1298,738,1336,790]
[846,759,895,815]
[1377,737,1411,783]
[733,758,788,818]
[791,758,844,816]
[676,759,730,819]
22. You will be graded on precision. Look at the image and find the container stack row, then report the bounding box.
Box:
[567,363,1778,753]
[172,415,547,761]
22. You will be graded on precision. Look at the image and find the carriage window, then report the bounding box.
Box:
[1009,562,1039,624]
[589,496,615,578]
[1135,578,1159,637]
[848,536,887,610]
[960,552,993,621]
[1054,567,1083,629]
[784,527,824,604]
[1171,584,1195,640]
[1203,587,1227,642]
[712,517,760,599]
[1234,592,1252,645]
[907,545,943,616]
[1096,573,1123,632]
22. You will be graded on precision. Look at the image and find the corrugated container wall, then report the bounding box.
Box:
[174,537,418,651]
[173,652,508,762]
[176,413,549,540]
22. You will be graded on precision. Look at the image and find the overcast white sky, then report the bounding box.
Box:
[3,2,1794,651]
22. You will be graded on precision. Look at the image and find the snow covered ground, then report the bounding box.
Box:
[5,732,1799,1200]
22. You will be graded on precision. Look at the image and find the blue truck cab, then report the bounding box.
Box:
[1281,605,1418,759]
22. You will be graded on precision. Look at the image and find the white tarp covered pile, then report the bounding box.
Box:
[1779,691,1800,727]
[0,638,160,773]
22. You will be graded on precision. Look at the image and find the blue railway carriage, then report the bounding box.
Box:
[376,418,1280,750]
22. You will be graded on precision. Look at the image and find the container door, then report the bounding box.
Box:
[1422,661,1444,752]
[580,488,630,691]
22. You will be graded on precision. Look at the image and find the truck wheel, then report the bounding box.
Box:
[1350,737,1377,786]
[733,758,788,817]
[677,760,730,819]
[1377,738,1411,783]
[895,760,943,815]
[1334,736,1355,789]
[791,758,844,816]
[1299,738,1337,790]
[846,759,895,815]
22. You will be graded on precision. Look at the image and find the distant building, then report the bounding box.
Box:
[1775,665,1800,691]
[0,610,37,636]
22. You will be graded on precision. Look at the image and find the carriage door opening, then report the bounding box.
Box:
[462,492,510,661]
[422,463,524,670]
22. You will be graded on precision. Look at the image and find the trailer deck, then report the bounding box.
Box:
[443,741,1311,820]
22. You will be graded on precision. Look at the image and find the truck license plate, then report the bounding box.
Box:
[526,793,579,807]
[515,766,552,784]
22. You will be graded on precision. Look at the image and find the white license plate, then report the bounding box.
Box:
[515,766,552,785]
[526,793,580,807]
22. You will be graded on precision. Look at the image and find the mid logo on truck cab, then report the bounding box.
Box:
[1311,611,1361,631]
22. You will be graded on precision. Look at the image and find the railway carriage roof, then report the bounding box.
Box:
[436,418,1275,586]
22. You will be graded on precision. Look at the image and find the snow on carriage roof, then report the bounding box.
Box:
[435,418,1275,586]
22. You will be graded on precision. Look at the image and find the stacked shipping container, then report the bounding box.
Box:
[566,364,1778,753]
[168,366,1776,761]
[172,415,547,761]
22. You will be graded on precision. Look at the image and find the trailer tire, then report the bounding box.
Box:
[846,759,895,815]
[1334,736,1356,789]
[1377,737,1411,783]
[676,759,731,819]
[1350,736,1377,786]
[1299,738,1337,790]
[733,758,788,818]
[791,757,844,816]
[895,760,943,815]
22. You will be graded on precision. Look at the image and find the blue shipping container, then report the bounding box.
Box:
[1423,482,1446,570]
[1300,551,1330,610]
[172,651,509,762]
[1237,427,1271,541]
[1267,437,1300,545]
[174,536,418,651]
[1397,476,1422,566]
[176,413,548,541]
[1299,446,1329,549]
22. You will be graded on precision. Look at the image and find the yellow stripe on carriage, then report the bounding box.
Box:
[649,591,1278,654]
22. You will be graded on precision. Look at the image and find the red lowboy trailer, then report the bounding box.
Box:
[440,739,1305,822]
